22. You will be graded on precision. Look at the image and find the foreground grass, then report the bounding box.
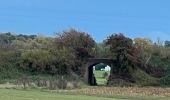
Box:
[0,89,124,100]
[0,88,170,100]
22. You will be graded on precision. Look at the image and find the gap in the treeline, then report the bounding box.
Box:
[93,63,111,86]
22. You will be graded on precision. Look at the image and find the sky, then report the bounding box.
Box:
[0,0,170,42]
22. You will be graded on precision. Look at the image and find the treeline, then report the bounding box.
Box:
[0,29,170,86]
[0,29,96,79]
[103,34,170,86]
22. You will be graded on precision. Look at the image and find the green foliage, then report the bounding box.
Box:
[150,55,170,69]
[1,31,170,87]
[132,68,159,86]
[0,49,21,82]
[95,43,110,58]
[105,33,136,76]
[95,63,107,70]
[160,75,170,86]
[20,49,55,72]
[160,67,170,86]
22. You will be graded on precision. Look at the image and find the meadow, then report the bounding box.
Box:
[0,89,124,100]
[0,88,170,100]
[93,70,110,85]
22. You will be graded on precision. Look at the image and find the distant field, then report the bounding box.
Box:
[94,70,110,85]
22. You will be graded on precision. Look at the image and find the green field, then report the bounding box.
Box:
[0,89,169,100]
[0,89,124,100]
[94,70,110,85]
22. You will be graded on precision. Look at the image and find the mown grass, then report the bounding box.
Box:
[0,89,124,100]
[0,88,170,100]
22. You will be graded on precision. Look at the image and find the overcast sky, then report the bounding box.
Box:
[0,0,170,42]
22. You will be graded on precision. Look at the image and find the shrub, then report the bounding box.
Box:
[160,67,170,86]
[160,75,170,86]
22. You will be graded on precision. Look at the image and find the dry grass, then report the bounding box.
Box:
[56,87,170,97]
[1,83,170,98]
[0,83,17,88]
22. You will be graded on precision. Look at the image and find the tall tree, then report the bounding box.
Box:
[54,29,96,76]
[105,33,137,76]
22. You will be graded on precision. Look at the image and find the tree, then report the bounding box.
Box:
[105,33,137,76]
[165,40,170,47]
[134,38,152,49]
[55,29,96,57]
[95,63,107,70]
[95,43,110,58]
[54,29,96,76]
[134,38,153,65]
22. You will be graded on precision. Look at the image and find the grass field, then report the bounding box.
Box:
[0,89,124,100]
[94,70,110,85]
[0,88,170,100]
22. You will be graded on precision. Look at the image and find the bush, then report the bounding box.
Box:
[160,75,170,86]
[160,67,170,86]
[0,64,21,82]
